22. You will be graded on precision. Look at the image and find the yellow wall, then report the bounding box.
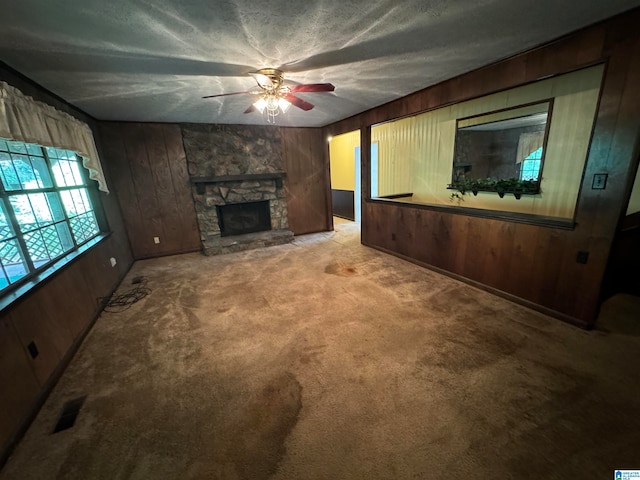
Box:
[329,130,359,191]
[371,64,604,219]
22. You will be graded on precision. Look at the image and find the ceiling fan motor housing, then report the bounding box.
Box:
[253,68,286,91]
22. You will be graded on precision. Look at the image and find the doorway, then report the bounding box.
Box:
[329,130,360,222]
[329,131,378,224]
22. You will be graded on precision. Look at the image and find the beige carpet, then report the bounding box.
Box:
[2,218,640,479]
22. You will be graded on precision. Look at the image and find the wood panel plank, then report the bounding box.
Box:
[162,124,201,253]
[10,294,73,386]
[143,124,178,253]
[121,123,165,258]
[281,128,330,234]
[98,123,143,256]
[0,315,40,451]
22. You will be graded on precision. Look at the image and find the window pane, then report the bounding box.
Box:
[0,202,16,241]
[54,222,75,251]
[24,222,75,267]
[70,211,99,244]
[0,269,8,290]
[44,146,59,158]
[24,230,50,266]
[12,155,39,189]
[60,188,92,217]
[0,239,29,285]
[9,193,65,231]
[30,157,54,188]
[25,143,42,156]
[69,159,85,185]
[0,138,8,151]
[0,156,21,191]
[50,158,83,187]
[7,141,27,154]
[9,195,38,232]
[45,193,66,222]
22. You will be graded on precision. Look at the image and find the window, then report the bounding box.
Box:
[520,147,543,181]
[0,138,102,291]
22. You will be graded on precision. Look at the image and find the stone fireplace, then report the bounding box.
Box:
[182,124,294,255]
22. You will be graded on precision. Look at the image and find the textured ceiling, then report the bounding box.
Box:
[1,0,640,127]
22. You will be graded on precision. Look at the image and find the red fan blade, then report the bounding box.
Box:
[284,93,314,111]
[289,83,335,93]
[244,104,256,114]
[202,91,250,99]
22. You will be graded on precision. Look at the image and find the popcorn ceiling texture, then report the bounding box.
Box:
[0,0,639,126]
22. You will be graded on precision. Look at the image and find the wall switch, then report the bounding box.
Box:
[153,237,160,244]
[109,257,117,267]
[592,173,608,190]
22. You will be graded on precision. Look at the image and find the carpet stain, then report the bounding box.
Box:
[298,344,328,365]
[324,262,358,276]
[416,322,523,373]
[222,372,302,480]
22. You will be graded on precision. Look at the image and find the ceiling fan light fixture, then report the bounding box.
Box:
[278,97,291,113]
[253,97,267,113]
[252,92,291,123]
[203,67,334,124]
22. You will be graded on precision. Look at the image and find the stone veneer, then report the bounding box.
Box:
[182,124,293,255]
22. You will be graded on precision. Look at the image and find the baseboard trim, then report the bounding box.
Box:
[363,242,591,330]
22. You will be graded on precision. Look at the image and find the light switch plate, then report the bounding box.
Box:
[592,173,608,190]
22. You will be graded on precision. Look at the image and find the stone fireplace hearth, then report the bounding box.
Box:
[182,124,294,255]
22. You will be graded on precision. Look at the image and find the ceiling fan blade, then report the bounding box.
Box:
[289,83,335,93]
[284,93,314,111]
[248,72,273,88]
[244,104,256,114]
[202,91,251,99]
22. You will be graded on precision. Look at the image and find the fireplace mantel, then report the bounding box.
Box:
[190,172,286,194]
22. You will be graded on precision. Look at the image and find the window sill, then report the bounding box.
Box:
[368,197,576,230]
[0,233,111,313]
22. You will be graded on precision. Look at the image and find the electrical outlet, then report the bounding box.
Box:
[592,173,608,190]
[153,237,160,244]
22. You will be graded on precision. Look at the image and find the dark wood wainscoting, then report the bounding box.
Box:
[331,189,355,220]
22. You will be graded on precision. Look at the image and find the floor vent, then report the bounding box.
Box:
[52,396,87,434]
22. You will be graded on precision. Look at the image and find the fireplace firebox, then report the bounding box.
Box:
[216,200,271,237]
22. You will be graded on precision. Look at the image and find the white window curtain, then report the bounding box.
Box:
[516,131,545,164]
[0,81,109,193]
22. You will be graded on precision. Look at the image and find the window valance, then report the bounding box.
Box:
[0,81,108,193]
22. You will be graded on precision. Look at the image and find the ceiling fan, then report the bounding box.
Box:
[202,68,335,122]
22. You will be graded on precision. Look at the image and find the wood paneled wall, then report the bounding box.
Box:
[98,123,201,259]
[100,124,331,248]
[0,66,133,461]
[274,127,331,234]
[324,8,640,328]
